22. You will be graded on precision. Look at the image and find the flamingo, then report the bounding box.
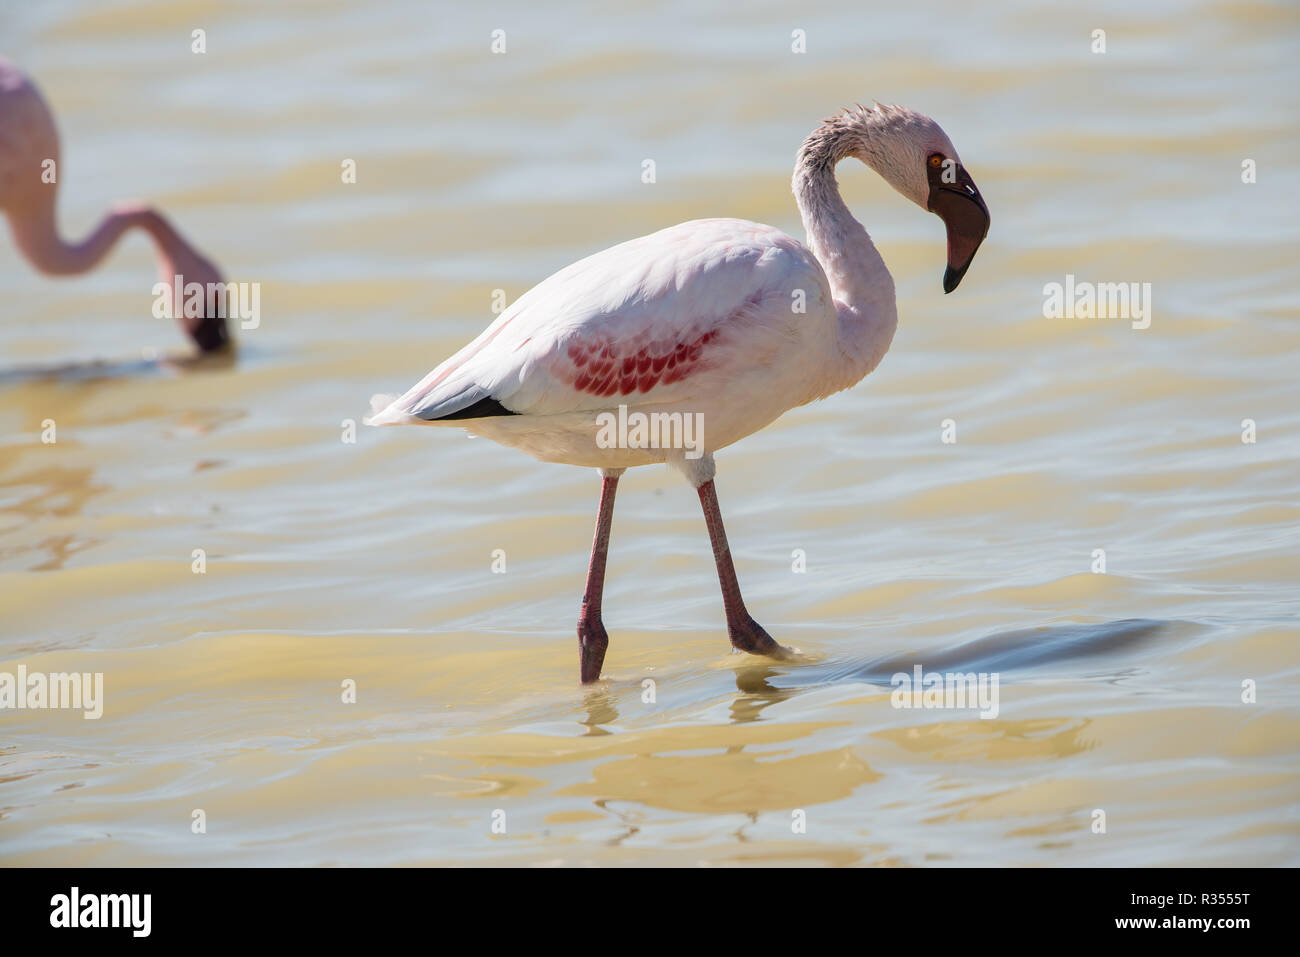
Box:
[367,102,989,682]
[0,57,228,352]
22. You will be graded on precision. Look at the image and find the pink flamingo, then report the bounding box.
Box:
[0,57,227,352]
[368,103,990,682]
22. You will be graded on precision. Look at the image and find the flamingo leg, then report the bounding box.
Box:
[578,471,621,682]
[697,479,787,656]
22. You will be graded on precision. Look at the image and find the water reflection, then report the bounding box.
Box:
[730,665,798,724]
[578,687,617,736]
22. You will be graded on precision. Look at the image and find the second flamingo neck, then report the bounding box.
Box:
[4,199,192,279]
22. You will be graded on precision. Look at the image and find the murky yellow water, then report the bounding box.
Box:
[2,1,1298,865]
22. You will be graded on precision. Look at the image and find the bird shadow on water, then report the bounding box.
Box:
[727,618,1190,720]
[0,344,244,386]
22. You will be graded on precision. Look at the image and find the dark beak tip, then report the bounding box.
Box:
[929,167,989,296]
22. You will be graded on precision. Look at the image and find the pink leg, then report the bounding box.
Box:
[577,471,620,682]
[697,479,788,656]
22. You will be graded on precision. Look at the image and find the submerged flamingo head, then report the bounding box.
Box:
[843,103,992,293]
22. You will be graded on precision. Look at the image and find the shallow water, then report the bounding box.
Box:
[1,1,1298,865]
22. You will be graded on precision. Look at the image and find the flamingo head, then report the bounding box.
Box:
[851,103,991,293]
[108,201,231,353]
[156,244,230,352]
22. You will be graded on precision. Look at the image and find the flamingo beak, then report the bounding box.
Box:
[927,162,990,294]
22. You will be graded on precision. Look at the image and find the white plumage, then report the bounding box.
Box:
[367,218,852,481]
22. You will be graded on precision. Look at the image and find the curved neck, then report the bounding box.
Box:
[5,197,229,352]
[793,123,898,387]
[6,198,184,277]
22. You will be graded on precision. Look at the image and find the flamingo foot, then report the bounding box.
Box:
[728,614,792,658]
[577,613,608,683]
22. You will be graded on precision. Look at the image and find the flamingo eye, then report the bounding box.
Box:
[928,153,944,169]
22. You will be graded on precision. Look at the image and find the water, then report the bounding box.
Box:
[1,0,1297,865]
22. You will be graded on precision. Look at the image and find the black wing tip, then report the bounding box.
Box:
[420,396,520,421]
